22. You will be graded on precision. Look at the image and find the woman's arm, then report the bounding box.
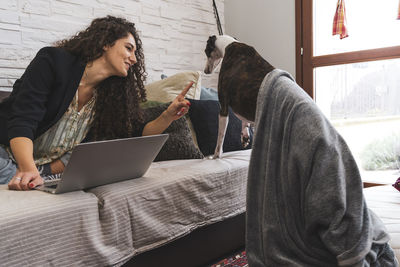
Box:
[6,48,58,190]
[142,81,193,136]
[7,137,43,190]
[7,47,56,141]
[50,159,66,174]
[37,153,68,176]
[142,110,175,136]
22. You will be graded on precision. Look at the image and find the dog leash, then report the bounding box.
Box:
[212,0,223,35]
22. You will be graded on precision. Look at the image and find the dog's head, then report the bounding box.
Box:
[204,35,223,74]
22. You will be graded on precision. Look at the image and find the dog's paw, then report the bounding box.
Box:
[212,143,223,159]
[241,127,251,148]
[211,152,222,159]
[205,154,220,160]
[241,136,250,148]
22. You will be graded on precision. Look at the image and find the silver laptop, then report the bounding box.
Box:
[35,134,168,194]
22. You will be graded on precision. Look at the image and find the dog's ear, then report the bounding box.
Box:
[205,35,217,58]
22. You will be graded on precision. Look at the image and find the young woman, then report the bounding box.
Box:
[0,16,191,190]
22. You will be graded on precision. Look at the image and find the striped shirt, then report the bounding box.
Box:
[3,90,96,166]
[31,90,96,165]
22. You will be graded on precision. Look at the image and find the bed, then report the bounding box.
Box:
[364,185,400,261]
[0,150,250,267]
[0,70,252,266]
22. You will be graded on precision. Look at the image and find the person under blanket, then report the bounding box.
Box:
[0,16,192,190]
[246,69,398,266]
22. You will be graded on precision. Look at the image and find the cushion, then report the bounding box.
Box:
[140,97,200,149]
[188,99,252,156]
[141,102,204,161]
[140,100,165,109]
[200,87,219,101]
[145,71,202,102]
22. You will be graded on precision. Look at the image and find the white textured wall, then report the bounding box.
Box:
[225,0,296,78]
[0,0,224,92]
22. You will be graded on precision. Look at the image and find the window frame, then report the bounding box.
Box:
[295,0,400,99]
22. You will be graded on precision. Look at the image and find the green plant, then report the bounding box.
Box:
[360,132,400,171]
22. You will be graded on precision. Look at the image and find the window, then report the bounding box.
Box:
[296,0,400,182]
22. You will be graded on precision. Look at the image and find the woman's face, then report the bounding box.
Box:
[103,33,137,77]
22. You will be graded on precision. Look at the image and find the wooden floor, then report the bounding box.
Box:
[203,247,246,267]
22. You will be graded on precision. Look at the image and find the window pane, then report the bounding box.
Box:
[314,0,400,56]
[315,58,400,180]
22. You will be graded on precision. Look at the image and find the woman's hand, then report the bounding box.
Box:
[142,81,194,136]
[164,81,193,121]
[8,169,44,191]
[8,137,43,190]
[50,159,65,174]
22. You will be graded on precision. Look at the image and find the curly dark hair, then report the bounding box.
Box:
[56,16,147,141]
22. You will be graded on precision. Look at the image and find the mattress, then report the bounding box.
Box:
[0,150,250,266]
[364,185,400,261]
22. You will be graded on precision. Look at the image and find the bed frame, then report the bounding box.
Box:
[0,91,9,102]
[124,213,245,267]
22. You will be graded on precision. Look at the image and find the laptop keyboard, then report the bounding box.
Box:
[42,173,62,186]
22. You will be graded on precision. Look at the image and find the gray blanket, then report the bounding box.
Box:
[246,69,398,266]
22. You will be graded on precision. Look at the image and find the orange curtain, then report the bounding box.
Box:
[332,0,349,39]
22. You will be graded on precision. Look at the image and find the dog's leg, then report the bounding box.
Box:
[213,82,229,159]
[233,112,252,148]
[213,115,229,159]
[241,121,251,148]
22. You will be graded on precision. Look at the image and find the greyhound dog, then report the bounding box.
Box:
[204,35,274,158]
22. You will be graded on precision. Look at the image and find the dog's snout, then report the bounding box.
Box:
[204,61,212,74]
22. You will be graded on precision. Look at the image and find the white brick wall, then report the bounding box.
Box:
[0,0,224,92]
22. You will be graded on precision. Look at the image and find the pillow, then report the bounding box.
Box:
[140,100,201,149]
[200,87,219,101]
[141,102,204,161]
[145,71,202,102]
[188,99,253,156]
[140,100,164,109]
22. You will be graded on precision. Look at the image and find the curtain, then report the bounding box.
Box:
[332,0,349,39]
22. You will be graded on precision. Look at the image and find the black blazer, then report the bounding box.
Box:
[0,47,85,145]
